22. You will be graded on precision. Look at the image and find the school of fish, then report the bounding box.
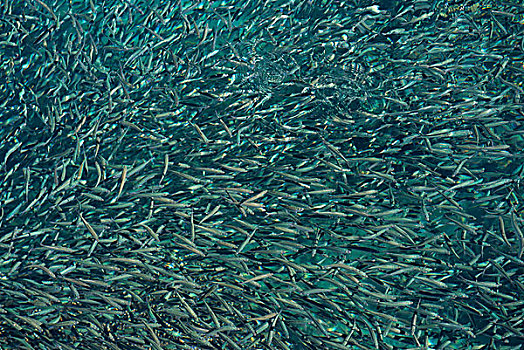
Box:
[0,0,523,349]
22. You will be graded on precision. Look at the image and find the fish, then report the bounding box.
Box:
[1,0,523,348]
